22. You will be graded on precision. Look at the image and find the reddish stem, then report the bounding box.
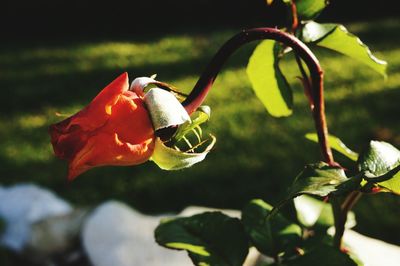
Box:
[290,1,299,33]
[182,28,334,164]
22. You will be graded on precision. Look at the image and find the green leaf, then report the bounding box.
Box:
[377,169,400,195]
[305,133,359,161]
[294,195,356,229]
[301,21,337,43]
[288,162,348,198]
[296,0,328,20]
[247,40,293,117]
[358,141,400,194]
[312,23,387,77]
[241,199,301,257]
[155,212,248,266]
[287,245,358,266]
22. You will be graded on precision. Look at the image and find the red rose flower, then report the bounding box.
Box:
[49,73,155,180]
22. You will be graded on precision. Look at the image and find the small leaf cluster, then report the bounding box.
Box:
[306,135,400,195]
[154,139,399,265]
[154,198,357,265]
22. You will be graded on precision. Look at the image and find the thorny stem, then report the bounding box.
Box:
[180,28,360,254]
[182,27,335,164]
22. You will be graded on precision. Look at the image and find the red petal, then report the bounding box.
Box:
[68,72,129,131]
[67,132,154,180]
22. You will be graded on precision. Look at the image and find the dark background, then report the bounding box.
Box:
[2,0,398,40]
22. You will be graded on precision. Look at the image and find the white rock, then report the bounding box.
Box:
[0,183,72,251]
[82,201,190,266]
[343,230,400,266]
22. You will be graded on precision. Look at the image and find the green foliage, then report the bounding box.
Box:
[305,133,359,161]
[358,141,400,194]
[301,22,337,43]
[155,212,249,266]
[302,22,387,77]
[286,245,358,266]
[296,0,328,20]
[247,40,293,117]
[287,162,348,198]
[241,199,301,256]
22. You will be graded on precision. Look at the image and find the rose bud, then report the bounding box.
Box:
[50,73,215,180]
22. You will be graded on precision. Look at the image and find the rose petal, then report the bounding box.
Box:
[68,132,154,180]
[69,72,130,131]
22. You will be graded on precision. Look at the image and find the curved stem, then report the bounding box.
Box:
[182,28,334,164]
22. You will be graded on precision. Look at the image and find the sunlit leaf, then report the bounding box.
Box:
[378,171,400,195]
[305,133,359,161]
[358,141,400,194]
[155,212,248,266]
[311,23,387,77]
[247,40,293,117]
[296,0,328,20]
[241,199,301,257]
[301,21,336,43]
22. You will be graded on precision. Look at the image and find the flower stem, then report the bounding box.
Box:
[182,28,334,164]
[331,197,346,249]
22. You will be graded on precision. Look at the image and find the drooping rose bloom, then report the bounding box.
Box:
[49,73,155,180]
[50,73,216,180]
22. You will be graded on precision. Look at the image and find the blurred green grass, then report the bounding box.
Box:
[0,19,399,245]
